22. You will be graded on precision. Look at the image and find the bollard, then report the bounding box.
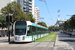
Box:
[34,38,36,42]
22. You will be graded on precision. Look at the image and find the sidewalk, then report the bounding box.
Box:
[0,36,14,45]
[55,33,70,47]
[0,36,13,40]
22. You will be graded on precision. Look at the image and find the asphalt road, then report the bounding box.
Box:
[57,32,75,50]
[0,42,54,50]
[0,36,54,50]
[2,32,75,50]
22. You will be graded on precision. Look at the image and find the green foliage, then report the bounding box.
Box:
[1,2,21,14]
[63,20,71,30]
[1,2,35,23]
[48,26,59,31]
[1,2,28,22]
[0,14,7,28]
[70,15,75,29]
[27,13,35,23]
[63,15,75,30]
[52,33,57,42]
[38,22,47,27]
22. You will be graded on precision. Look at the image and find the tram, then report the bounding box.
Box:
[13,21,48,42]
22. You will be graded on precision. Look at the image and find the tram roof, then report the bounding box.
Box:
[15,21,48,29]
[32,23,48,29]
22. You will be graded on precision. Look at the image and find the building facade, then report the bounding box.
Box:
[34,6,40,24]
[16,0,34,16]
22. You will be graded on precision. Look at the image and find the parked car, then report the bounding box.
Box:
[70,29,75,37]
[66,29,72,35]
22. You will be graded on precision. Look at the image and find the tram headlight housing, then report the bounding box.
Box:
[15,36,17,40]
[23,36,25,40]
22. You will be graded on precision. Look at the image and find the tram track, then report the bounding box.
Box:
[29,35,51,50]
[45,34,56,50]
[29,33,56,50]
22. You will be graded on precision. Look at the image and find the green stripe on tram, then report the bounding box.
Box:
[32,24,48,29]
[32,24,36,27]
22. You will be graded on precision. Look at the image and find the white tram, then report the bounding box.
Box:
[14,21,48,42]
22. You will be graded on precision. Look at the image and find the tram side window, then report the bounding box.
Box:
[32,26,36,35]
[27,26,31,36]
[39,28,41,34]
[37,27,39,34]
[41,29,43,34]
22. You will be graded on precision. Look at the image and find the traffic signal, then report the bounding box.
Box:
[10,15,13,22]
[6,15,9,22]
[6,15,13,22]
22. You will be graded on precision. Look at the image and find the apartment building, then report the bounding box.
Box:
[17,0,34,16]
[34,6,40,24]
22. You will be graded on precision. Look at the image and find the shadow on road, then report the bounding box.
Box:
[59,39,75,42]
[9,41,32,44]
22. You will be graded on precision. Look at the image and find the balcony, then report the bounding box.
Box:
[23,0,25,2]
[29,1,32,3]
[23,3,26,5]
[23,9,26,11]
[23,6,29,9]
[29,10,32,12]
[24,9,29,12]
[29,4,32,6]
[29,7,32,9]
[23,3,29,6]
[26,3,29,6]
[26,10,29,12]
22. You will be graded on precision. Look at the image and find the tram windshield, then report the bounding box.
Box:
[15,21,27,35]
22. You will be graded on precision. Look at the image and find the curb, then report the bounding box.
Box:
[54,33,58,47]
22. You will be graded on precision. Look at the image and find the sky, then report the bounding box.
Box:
[35,0,75,26]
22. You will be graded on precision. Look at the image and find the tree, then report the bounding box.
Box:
[27,13,35,23]
[1,1,36,24]
[48,26,53,31]
[0,14,7,29]
[1,2,28,22]
[38,22,47,27]
[70,15,75,29]
[63,20,71,30]
[48,26,59,31]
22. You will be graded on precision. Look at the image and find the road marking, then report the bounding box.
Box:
[64,46,74,50]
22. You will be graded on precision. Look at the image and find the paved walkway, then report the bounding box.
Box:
[0,36,14,45]
[0,36,13,40]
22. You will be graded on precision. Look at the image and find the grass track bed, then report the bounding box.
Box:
[36,32,57,42]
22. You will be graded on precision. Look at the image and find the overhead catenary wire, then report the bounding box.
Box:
[39,0,54,25]
[39,0,52,20]
[44,0,52,20]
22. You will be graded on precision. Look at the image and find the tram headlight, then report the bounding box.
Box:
[15,36,17,40]
[23,36,25,40]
